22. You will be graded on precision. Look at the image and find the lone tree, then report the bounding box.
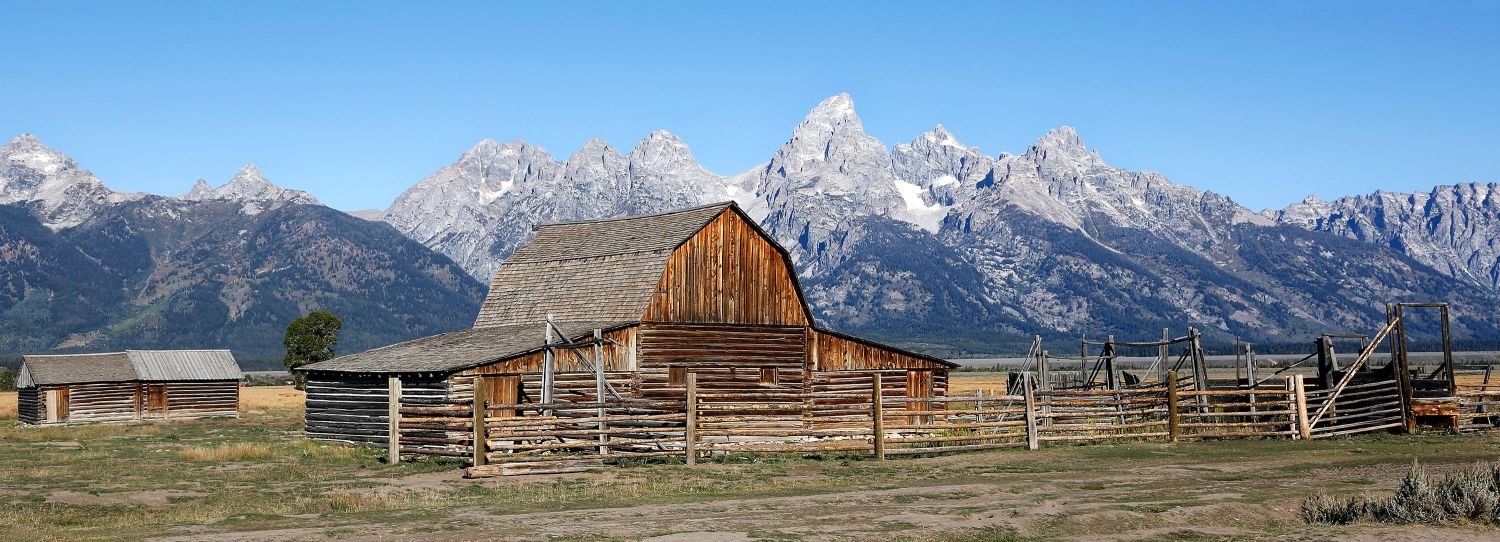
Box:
[284,310,342,389]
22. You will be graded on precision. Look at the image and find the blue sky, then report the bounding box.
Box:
[2,1,1496,211]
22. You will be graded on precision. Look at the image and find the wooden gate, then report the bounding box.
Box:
[1306,379,1405,438]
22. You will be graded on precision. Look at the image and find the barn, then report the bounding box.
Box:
[17,350,243,425]
[299,202,955,446]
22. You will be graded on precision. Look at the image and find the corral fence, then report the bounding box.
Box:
[388,369,1472,477]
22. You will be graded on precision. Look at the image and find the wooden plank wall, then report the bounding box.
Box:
[304,374,449,446]
[64,382,139,424]
[811,330,950,372]
[159,381,239,419]
[458,326,637,377]
[643,210,809,326]
[17,387,42,425]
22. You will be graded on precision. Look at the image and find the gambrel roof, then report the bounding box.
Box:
[472,202,813,328]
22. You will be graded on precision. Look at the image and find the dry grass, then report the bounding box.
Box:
[240,386,304,412]
[178,442,277,462]
[0,391,15,419]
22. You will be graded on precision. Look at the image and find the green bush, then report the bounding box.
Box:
[0,368,15,392]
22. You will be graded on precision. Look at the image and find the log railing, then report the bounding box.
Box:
[386,370,1417,476]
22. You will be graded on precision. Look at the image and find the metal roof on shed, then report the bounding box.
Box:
[127,350,242,381]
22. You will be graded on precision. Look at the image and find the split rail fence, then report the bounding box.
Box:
[391,371,1427,476]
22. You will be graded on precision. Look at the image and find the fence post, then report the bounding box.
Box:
[1023,375,1039,451]
[471,378,486,467]
[1293,374,1311,440]
[685,372,697,466]
[872,373,885,461]
[387,376,401,465]
[1167,370,1179,442]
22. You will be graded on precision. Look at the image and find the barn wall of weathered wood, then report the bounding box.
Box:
[456,326,637,376]
[17,387,43,425]
[809,330,950,372]
[643,211,809,326]
[635,322,808,404]
[304,374,450,446]
[63,382,139,424]
[160,381,239,419]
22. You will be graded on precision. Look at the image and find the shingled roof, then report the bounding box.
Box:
[300,320,635,374]
[473,202,740,328]
[18,353,138,387]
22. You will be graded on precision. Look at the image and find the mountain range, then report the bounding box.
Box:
[3,94,1498,364]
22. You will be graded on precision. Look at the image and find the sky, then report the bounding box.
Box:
[1,1,1497,212]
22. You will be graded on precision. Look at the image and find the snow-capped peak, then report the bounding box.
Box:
[1,133,141,229]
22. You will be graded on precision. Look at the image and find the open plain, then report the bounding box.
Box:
[3,386,1499,541]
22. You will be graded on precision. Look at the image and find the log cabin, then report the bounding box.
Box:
[16,350,242,425]
[299,202,955,446]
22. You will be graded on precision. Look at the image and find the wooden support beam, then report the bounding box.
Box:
[387,376,401,465]
[1293,374,1311,440]
[472,379,487,467]
[1023,375,1038,451]
[1167,370,1179,442]
[685,372,697,466]
[872,373,885,461]
[594,328,608,456]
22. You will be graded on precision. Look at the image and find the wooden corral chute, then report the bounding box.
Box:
[16,350,242,425]
[300,202,956,458]
[1012,301,1485,440]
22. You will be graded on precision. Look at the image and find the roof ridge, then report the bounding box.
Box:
[532,201,736,230]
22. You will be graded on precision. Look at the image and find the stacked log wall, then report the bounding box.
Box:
[160,381,239,419]
[17,387,42,425]
[636,322,807,400]
[304,374,449,446]
[65,382,139,424]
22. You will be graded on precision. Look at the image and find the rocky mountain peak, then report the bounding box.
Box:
[180,163,318,214]
[1028,126,1091,160]
[1,133,138,229]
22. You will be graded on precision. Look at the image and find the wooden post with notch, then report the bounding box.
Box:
[594,328,608,456]
[872,373,885,461]
[471,377,486,467]
[685,372,697,466]
[1023,374,1039,450]
[1292,374,1311,440]
[1166,370,1180,442]
[387,376,401,465]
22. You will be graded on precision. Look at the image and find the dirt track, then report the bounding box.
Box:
[148,435,1500,541]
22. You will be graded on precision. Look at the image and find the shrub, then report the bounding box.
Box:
[1304,460,1500,526]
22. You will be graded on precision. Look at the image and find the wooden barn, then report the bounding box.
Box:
[16,350,243,425]
[301,202,955,446]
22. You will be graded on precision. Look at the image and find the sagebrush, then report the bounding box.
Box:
[1303,460,1500,525]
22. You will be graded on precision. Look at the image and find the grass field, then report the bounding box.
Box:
[3,387,1500,541]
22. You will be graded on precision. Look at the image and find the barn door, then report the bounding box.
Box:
[146,384,167,417]
[482,375,521,417]
[45,388,69,423]
[906,370,934,424]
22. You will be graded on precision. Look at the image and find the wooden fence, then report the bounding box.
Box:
[391,371,1422,477]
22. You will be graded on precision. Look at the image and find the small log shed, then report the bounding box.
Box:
[16,350,243,425]
[300,202,956,446]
